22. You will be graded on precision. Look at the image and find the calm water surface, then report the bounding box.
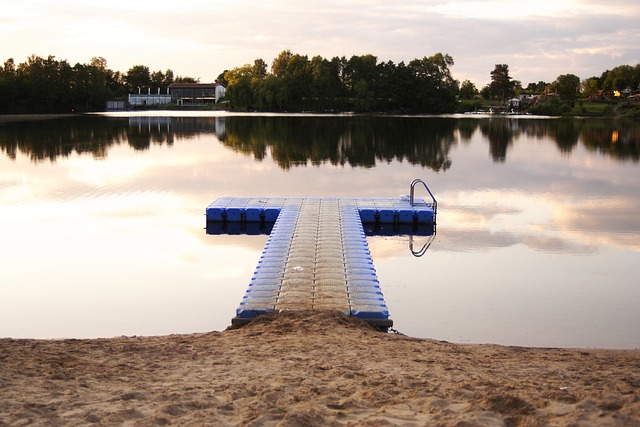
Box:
[1,112,638,348]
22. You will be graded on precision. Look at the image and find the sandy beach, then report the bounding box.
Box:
[1,310,639,426]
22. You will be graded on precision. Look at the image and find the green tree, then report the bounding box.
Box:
[0,58,17,113]
[124,65,151,93]
[375,60,397,110]
[524,81,549,94]
[340,55,379,111]
[480,84,491,100]
[267,51,313,110]
[310,56,344,111]
[150,69,174,90]
[174,75,198,83]
[582,77,600,100]
[252,59,268,78]
[215,70,229,86]
[343,54,378,94]
[490,64,515,101]
[108,71,126,97]
[71,61,112,112]
[512,80,523,95]
[393,62,415,110]
[225,64,256,107]
[407,53,457,113]
[553,74,581,105]
[284,53,313,109]
[253,74,283,110]
[353,79,373,112]
[88,57,121,104]
[271,50,294,78]
[602,64,638,92]
[459,80,478,99]
[16,55,74,113]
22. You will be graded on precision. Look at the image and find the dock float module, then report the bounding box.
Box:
[206,180,437,330]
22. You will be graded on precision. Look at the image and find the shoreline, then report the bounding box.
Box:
[1,310,638,425]
[0,111,624,123]
[0,113,81,124]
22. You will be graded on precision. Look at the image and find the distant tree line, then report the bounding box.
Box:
[470,63,640,101]
[221,50,459,113]
[1,52,639,115]
[458,64,640,118]
[0,55,198,114]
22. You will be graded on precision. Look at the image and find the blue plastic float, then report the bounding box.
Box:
[206,179,437,329]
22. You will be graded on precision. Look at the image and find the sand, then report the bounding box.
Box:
[1,311,639,426]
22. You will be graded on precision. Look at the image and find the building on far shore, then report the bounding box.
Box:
[128,88,172,107]
[106,100,128,111]
[108,83,226,111]
[168,83,226,105]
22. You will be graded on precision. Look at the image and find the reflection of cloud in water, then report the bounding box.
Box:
[551,197,640,252]
[441,204,521,225]
[67,154,153,187]
[436,189,639,254]
[203,234,269,252]
[195,186,639,261]
[521,233,598,254]
[435,229,520,252]
[367,237,409,261]
[426,228,598,254]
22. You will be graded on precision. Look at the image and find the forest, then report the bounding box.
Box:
[221,51,458,113]
[0,56,197,114]
[0,51,639,115]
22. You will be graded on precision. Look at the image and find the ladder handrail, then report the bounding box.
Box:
[409,232,436,257]
[410,179,437,213]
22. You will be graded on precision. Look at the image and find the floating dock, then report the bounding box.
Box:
[206,181,437,329]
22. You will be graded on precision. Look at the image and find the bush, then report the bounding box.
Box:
[529,98,572,116]
[456,99,484,113]
[616,100,640,118]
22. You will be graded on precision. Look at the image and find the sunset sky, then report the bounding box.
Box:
[2,0,638,87]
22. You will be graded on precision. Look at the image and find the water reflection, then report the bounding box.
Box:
[218,116,455,170]
[409,233,437,257]
[1,114,638,258]
[207,219,436,259]
[1,115,638,165]
[1,114,639,346]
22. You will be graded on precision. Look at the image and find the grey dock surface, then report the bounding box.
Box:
[206,196,436,329]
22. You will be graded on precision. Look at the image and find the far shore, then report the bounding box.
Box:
[0,113,81,124]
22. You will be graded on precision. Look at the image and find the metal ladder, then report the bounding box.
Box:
[409,178,437,214]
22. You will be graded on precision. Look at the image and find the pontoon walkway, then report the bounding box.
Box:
[206,180,437,329]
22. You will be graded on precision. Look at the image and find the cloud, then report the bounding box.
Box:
[1,0,638,85]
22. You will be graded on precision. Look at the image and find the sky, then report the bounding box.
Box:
[1,0,639,87]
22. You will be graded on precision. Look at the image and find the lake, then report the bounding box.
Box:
[1,112,638,349]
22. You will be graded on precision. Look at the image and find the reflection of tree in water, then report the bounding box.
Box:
[456,119,478,144]
[511,119,638,161]
[0,117,129,162]
[0,117,175,162]
[478,119,515,162]
[580,119,640,162]
[544,119,580,154]
[478,119,587,161]
[1,115,638,165]
[219,116,457,171]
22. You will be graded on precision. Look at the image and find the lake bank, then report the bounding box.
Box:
[1,311,638,426]
[0,114,81,124]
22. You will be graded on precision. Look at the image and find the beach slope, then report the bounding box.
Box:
[1,311,639,426]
